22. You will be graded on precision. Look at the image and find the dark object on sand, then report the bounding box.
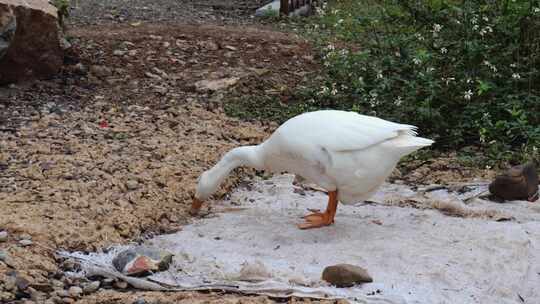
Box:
[489,163,539,202]
[322,263,373,287]
[112,246,173,276]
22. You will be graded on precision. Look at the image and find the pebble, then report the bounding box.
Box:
[15,275,30,290]
[19,239,33,247]
[19,233,32,240]
[133,298,147,304]
[68,286,82,298]
[126,179,139,190]
[82,281,100,294]
[322,264,373,287]
[62,297,75,304]
[114,280,128,289]
[113,50,126,56]
[0,250,15,267]
[0,230,7,242]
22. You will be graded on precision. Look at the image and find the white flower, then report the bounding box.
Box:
[337,19,344,24]
[512,73,521,79]
[413,58,421,65]
[510,63,517,68]
[376,71,383,79]
[433,23,443,32]
[471,17,478,24]
[464,90,473,100]
[427,67,435,73]
[473,25,479,31]
[440,47,448,54]
[331,87,338,95]
[534,7,540,13]
[466,78,472,84]
[482,16,489,22]
[394,96,403,106]
[326,44,335,51]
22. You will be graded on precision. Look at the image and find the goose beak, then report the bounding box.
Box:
[190,198,203,215]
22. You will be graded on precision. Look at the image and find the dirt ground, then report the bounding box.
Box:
[0,2,497,304]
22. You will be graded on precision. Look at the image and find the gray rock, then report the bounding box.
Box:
[133,298,147,304]
[18,239,33,247]
[0,250,15,267]
[322,263,373,287]
[112,246,173,276]
[126,180,139,191]
[82,281,100,294]
[29,287,46,302]
[54,289,69,298]
[3,274,16,291]
[0,230,7,242]
[90,65,112,78]
[67,286,82,298]
[15,275,30,290]
[19,233,32,240]
[113,49,126,56]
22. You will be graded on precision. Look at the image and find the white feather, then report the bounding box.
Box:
[196,110,434,204]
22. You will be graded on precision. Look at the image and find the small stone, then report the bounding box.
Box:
[114,280,128,289]
[55,289,69,298]
[82,281,100,294]
[194,77,240,92]
[0,250,15,267]
[29,287,46,302]
[199,40,219,51]
[73,63,87,74]
[0,230,8,242]
[3,274,16,291]
[67,286,82,298]
[101,278,114,288]
[62,297,75,304]
[133,298,147,304]
[126,180,139,190]
[15,275,30,290]
[224,45,237,51]
[19,239,33,247]
[19,233,32,240]
[113,50,126,56]
[90,65,113,78]
[322,264,373,287]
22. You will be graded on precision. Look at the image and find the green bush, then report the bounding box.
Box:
[300,0,540,164]
[293,0,540,164]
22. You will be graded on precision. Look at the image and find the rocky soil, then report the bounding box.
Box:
[0,1,496,303]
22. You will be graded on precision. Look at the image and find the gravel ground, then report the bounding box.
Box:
[69,0,272,25]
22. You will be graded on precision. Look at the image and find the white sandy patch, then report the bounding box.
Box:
[67,174,540,303]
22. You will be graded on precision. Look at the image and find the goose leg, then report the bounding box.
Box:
[298,190,338,229]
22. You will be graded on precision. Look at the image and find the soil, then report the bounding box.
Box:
[0,1,496,303]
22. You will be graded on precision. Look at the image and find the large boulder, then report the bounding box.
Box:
[0,0,63,84]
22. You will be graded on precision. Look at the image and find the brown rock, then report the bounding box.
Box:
[322,264,373,287]
[0,0,63,84]
[489,162,539,202]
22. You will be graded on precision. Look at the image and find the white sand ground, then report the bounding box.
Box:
[68,174,540,304]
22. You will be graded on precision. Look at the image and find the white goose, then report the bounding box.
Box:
[191,110,434,229]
